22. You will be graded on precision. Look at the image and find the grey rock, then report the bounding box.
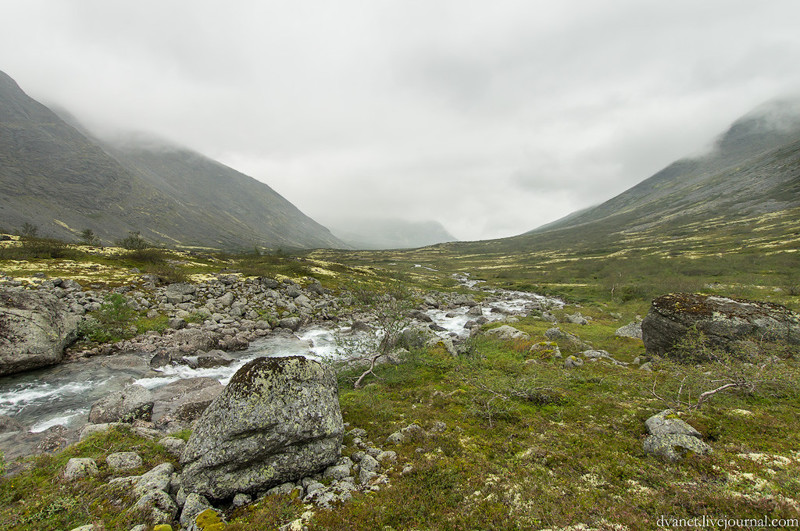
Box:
[180,356,344,500]
[180,493,211,528]
[0,288,80,375]
[88,384,154,424]
[217,292,235,307]
[485,325,530,341]
[165,283,196,304]
[158,436,187,458]
[386,431,405,445]
[278,316,301,331]
[324,463,352,481]
[544,327,587,348]
[134,463,175,497]
[64,458,98,480]
[347,428,367,438]
[566,312,589,325]
[151,377,223,430]
[564,355,584,368]
[0,414,25,433]
[266,482,296,497]
[233,493,253,507]
[285,285,302,298]
[642,410,712,462]
[79,422,122,441]
[358,454,380,473]
[106,452,143,472]
[645,410,701,438]
[376,450,397,464]
[615,321,643,339]
[134,489,178,525]
[642,433,712,462]
[358,467,377,486]
[642,293,800,357]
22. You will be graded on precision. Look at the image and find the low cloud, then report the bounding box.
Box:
[1,1,799,240]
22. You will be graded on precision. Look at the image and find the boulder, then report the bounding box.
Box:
[0,288,80,375]
[642,293,800,357]
[106,452,143,472]
[615,321,643,339]
[151,377,223,430]
[88,384,154,424]
[165,283,197,304]
[64,458,99,480]
[642,410,712,462]
[485,325,530,341]
[180,356,344,500]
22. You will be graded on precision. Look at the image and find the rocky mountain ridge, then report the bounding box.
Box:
[0,69,344,250]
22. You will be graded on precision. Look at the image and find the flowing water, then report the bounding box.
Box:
[0,276,561,440]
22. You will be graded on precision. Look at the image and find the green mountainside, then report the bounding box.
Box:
[0,70,344,250]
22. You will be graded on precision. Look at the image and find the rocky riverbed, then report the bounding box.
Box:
[0,271,563,462]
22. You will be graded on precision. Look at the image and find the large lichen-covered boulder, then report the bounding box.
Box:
[180,355,343,500]
[642,293,800,357]
[0,288,80,376]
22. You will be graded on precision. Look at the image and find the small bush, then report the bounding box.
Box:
[115,231,148,250]
[78,293,138,344]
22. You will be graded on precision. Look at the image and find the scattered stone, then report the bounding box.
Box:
[134,489,178,526]
[179,493,212,529]
[485,325,530,341]
[88,384,154,424]
[565,312,589,325]
[79,422,122,441]
[323,463,352,481]
[158,436,187,458]
[134,463,176,497]
[564,355,584,368]
[0,414,25,433]
[376,450,397,464]
[544,327,588,348]
[642,410,712,462]
[106,452,143,472]
[232,493,252,507]
[64,458,99,480]
[615,321,643,339]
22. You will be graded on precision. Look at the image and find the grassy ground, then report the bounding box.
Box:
[1,233,799,529]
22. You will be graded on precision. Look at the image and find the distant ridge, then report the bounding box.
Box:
[0,69,345,250]
[327,218,457,249]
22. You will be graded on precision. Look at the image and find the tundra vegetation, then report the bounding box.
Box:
[0,227,798,530]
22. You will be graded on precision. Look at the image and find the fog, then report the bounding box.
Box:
[2,0,799,240]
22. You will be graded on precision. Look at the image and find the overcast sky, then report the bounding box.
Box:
[2,1,800,241]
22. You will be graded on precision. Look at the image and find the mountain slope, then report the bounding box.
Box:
[0,69,344,250]
[527,99,800,239]
[456,99,800,254]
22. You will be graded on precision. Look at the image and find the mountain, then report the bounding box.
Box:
[465,98,800,254]
[0,70,344,250]
[326,218,457,249]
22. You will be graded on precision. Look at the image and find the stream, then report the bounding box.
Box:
[0,274,561,451]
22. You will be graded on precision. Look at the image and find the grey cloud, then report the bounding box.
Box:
[1,1,800,241]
